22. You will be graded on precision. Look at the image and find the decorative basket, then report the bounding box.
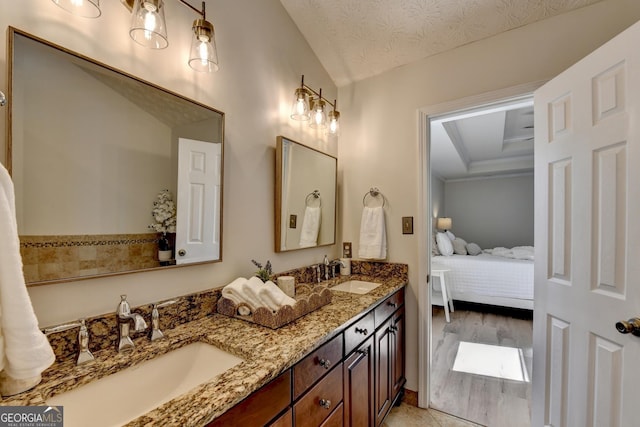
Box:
[217,285,332,329]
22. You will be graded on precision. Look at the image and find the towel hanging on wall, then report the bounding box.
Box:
[0,163,55,396]
[358,205,387,260]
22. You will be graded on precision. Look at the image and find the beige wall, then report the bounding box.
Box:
[338,1,640,392]
[0,0,339,326]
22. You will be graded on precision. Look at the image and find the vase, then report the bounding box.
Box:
[158,233,172,266]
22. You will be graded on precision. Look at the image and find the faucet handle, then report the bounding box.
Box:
[44,318,95,365]
[117,294,131,316]
[149,300,177,341]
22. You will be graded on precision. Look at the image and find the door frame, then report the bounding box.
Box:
[416,80,545,408]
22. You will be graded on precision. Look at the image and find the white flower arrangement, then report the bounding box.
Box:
[149,189,177,233]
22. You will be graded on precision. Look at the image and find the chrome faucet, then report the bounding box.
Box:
[149,300,177,341]
[44,318,95,365]
[323,255,330,280]
[116,295,148,352]
[329,259,346,279]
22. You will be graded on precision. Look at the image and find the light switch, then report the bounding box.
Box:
[402,217,413,234]
[289,215,297,228]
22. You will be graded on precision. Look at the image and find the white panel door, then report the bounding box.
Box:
[176,138,221,264]
[533,21,640,427]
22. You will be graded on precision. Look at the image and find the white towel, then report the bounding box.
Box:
[299,206,321,248]
[0,163,55,393]
[358,206,387,259]
[221,277,263,312]
[257,281,296,312]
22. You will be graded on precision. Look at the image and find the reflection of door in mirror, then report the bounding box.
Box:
[275,136,336,252]
[8,28,224,285]
[176,138,221,264]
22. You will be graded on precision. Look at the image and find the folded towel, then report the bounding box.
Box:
[299,206,321,248]
[222,277,261,312]
[358,206,387,259]
[0,163,55,392]
[257,281,296,312]
[243,276,266,309]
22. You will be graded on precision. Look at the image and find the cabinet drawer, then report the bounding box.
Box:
[293,334,343,399]
[320,402,344,427]
[294,364,343,427]
[269,408,292,427]
[374,288,404,328]
[207,370,291,426]
[344,310,374,356]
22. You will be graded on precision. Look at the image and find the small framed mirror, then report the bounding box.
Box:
[275,136,337,252]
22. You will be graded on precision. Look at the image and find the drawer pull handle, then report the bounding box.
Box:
[389,325,398,333]
[357,348,369,356]
[319,399,332,410]
[355,327,368,335]
[319,358,331,369]
[387,301,397,308]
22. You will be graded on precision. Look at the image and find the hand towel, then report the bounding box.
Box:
[257,281,296,312]
[358,206,387,259]
[299,206,321,248]
[0,163,55,393]
[222,277,259,312]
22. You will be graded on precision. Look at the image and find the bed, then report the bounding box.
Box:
[431,253,534,310]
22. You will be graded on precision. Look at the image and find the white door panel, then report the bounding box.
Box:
[176,138,221,264]
[533,20,640,427]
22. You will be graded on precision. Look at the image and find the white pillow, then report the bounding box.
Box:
[452,238,467,255]
[445,230,455,241]
[436,232,454,256]
[466,242,482,256]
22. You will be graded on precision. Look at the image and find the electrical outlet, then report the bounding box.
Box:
[343,242,352,258]
[289,214,297,228]
[402,217,413,234]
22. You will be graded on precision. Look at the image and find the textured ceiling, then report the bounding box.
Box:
[280,0,602,86]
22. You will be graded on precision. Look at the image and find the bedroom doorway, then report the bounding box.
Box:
[418,87,540,426]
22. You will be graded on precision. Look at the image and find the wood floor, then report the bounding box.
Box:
[430,303,533,427]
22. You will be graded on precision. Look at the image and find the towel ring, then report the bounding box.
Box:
[362,187,385,207]
[305,190,321,207]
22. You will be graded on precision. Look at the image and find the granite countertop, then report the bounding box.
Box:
[6,274,406,426]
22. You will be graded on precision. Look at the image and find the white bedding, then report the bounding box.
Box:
[432,253,534,309]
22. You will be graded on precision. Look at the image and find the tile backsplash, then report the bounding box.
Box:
[20,233,160,283]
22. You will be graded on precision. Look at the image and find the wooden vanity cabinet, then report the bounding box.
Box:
[343,336,375,426]
[209,286,405,427]
[374,292,406,426]
[206,370,291,427]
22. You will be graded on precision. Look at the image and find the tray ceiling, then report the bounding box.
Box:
[280,0,602,86]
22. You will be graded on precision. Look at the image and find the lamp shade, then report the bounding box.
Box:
[309,98,327,129]
[188,19,218,72]
[290,88,310,120]
[129,0,168,49]
[437,217,452,231]
[51,0,101,18]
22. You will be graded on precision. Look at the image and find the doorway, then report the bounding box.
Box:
[417,83,543,426]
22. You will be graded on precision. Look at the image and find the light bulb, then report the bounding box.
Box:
[143,10,157,40]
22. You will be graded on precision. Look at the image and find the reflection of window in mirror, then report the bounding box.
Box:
[8,28,224,285]
[275,136,336,252]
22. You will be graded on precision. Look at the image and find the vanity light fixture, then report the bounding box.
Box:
[129,0,168,49]
[290,75,340,135]
[51,0,101,18]
[51,0,219,72]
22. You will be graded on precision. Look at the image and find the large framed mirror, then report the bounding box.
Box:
[6,28,224,285]
[275,136,336,252]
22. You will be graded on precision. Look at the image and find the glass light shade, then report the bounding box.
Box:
[188,19,219,72]
[327,110,340,135]
[437,217,452,231]
[309,99,327,129]
[51,0,101,18]
[290,88,310,120]
[130,0,168,49]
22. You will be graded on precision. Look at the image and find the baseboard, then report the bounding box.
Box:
[402,388,418,407]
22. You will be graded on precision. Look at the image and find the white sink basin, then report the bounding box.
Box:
[331,280,381,294]
[47,342,243,427]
